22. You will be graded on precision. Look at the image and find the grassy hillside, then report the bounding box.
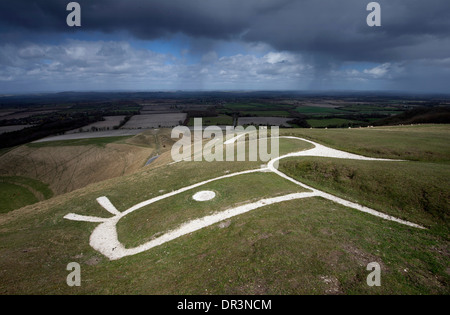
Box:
[279,158,449,235]
[283,124,450,162]
[0,125,448,294]
[0,176,53,214]
[0,129,175,211]
[0,130,174,193]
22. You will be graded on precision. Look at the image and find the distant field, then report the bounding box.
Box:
[122,113,187,129]
[223,102,271,110]
[238,117,292,127]
[295,106,344,115]
[240,110,291,117]
[307,118,366,128]
[140,110,182,115]
[0,110,60,120]
[140,105,179,111]
[67,116,125,133]
[0,125,34,135]
[187,115,233,126]
[339,104,405,114]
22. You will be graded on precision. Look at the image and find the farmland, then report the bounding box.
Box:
[122,113,187,129]
[187,115,233,126]
[67,116,126,133]
[1,92,449,149]
[0,93,448,294]
[238,117,292,127]
[0,125,34,135]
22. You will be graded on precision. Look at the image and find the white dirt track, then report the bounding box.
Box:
[64,136,424,261]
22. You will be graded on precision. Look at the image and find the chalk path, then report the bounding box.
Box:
[64,136,424,260]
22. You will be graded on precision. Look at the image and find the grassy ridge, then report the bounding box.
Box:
[279,125,450,236]
[282,125,450,162]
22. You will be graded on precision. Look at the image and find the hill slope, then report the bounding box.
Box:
[0,129,175,211]
[0,125,448,294]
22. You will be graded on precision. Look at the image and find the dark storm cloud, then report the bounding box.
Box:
[1,0,449,93]
[1,0,449,63]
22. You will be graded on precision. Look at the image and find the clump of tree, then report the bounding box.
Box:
[287,118,310,128]
[114,115,132,129]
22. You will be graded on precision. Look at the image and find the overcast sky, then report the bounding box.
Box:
[0,0,449,94]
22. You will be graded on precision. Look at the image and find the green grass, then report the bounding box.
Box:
[278,137,314,156]
[1,194,447,294]
[26,136,133,148]
[0,176,53,213]
[224,102,278,111]
[240,110,291,117]
[279,158,450,236]
[0,182,38,214]
[282,125,450,162]
[117,172,308,248]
